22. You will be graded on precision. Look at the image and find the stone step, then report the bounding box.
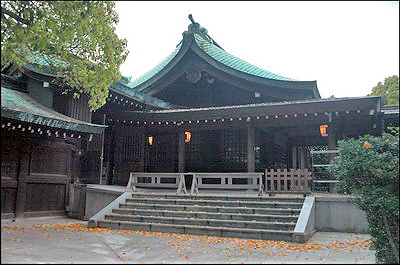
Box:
[125,197,303,209]
[112,208,298,223]
[104,213,296,231]
[97,219,295,241]
[131,193,304,203]
[119,202,301,215]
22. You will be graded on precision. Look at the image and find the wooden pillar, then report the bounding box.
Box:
[298,146,305,169]
[15,142,31,219]
[292,146,297,169]
[178,131,185,173]
[328,123,337,162]
[14,153,26,219]
[99,114,106,184]
[247,123,255,173]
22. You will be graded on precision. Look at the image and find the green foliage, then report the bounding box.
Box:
[332,133,399,264]
[1,1,129,110]
[368,75,399,106]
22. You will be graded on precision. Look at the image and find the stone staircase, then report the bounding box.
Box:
[96,193,306,242]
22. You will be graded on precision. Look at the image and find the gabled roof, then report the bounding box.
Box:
[124,44,182,90]
[1,75,106,134]
[121,15,320,99]
[192,34,296,82]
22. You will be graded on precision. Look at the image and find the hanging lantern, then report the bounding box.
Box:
[148,136,154,145]
[185,131,191,143]
[320,124,328,137]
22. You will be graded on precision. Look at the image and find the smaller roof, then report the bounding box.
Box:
[117,96,381,122]
[1,78,106,134]
[19,53,174,110]
[111,78,178,109]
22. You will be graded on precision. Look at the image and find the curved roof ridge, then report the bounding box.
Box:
[124,43,183,90]
[193,34,297,82]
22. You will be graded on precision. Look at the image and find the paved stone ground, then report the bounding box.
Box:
[1,216,375,264]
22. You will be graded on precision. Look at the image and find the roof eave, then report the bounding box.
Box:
[117,96,381,122]
[1,109,106,134]
[190,39,319,95]
[131,34,194,93]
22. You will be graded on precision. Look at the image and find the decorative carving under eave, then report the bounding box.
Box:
[185,66,202,83]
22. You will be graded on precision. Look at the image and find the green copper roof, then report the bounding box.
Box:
[23,52,68,77]
[111,80,178,109]
[1,83,106,134]
[193,34,296,81]
[124,43,183,90]
[124,19,307,93]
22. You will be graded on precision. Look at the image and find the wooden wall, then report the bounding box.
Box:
[53,93,92,123]
[110,124,145,185]
[1,136,19,218]
[1,127,78,219]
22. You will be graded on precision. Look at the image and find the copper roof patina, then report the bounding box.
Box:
[123,43,183,90]
[123,14,319,97]
[1,78,106,134]
[193,34,296,81]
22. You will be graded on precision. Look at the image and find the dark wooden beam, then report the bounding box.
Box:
[178,131,185,173]
[247,123,255,173]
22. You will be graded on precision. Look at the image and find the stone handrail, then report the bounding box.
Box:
[126,173,187,194]
[190,172,264,195]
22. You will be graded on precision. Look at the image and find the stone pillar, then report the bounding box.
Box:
[178,131,185,173]
[247,123,255,173]
[292,146,297,169]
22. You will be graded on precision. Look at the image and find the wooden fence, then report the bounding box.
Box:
[265,169,312,195]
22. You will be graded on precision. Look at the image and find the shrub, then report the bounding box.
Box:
[332,132,399,264]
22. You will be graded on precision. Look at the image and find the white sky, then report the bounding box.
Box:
[114,1,399,99]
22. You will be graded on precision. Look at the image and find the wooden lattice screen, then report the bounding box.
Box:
[265,169,312,194]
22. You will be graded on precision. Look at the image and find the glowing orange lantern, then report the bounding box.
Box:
[185,131,191,143]
[320,125,328,137]
[148,136,153,145]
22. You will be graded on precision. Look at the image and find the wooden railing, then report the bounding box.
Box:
[265,169,312,195]
[126,173,187,194]
[190,172,264,195]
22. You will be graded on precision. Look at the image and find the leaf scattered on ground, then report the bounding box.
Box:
[2,223,372,254]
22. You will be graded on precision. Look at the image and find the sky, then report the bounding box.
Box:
[114,1,399,99]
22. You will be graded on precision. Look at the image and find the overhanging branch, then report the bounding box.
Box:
[1,6,33,25]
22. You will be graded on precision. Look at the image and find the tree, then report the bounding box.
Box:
[332,132,399,264]
[368,75,399,106]
[1,1,129,110]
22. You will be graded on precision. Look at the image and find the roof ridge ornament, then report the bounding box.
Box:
[181,14,224,50]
